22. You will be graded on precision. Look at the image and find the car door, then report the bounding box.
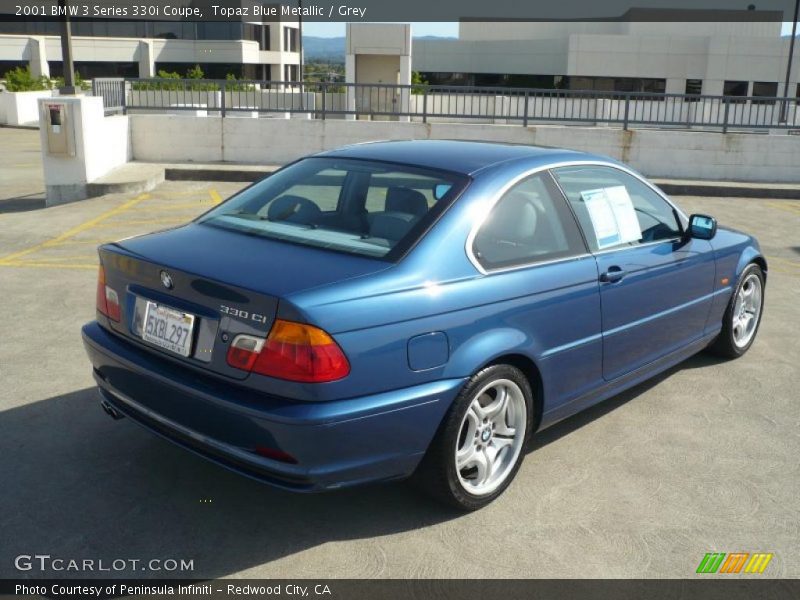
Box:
[551,165,716,381]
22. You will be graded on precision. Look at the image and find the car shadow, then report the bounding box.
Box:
[528,351,720,452]
[0,351,721,579]
[0,386,459,580]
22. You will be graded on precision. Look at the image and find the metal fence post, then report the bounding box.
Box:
[121,79,127,115]
[220,80,226,118]
[523,91,529,127]
[722,97,730,133]
[321,82,326,120]
[422,87,428,124]
[623,94,630,130]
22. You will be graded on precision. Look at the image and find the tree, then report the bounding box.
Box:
[411,71,429,95]
[186,64,204,79]
[3,66,49,92]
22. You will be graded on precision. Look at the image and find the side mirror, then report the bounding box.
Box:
[688,214,717,240]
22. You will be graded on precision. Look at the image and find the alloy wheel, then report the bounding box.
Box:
[454,378,527,496]
[732,272,763,349]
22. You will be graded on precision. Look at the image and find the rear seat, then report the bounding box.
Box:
[368,186,429,242]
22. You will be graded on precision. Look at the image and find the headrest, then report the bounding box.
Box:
[486,192,538,243]
[385,186,428,216]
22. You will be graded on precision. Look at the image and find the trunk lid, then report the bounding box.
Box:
[99,223,390,380]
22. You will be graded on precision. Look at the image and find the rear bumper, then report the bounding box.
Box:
[81,321,463,491]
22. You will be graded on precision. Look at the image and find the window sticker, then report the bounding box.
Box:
[605,186,642,244]
[580,186,642,249]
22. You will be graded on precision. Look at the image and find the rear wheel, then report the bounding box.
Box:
[415,364,533,511]
[709,263,765,358]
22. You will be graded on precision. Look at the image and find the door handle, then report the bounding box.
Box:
[600,267,626,283]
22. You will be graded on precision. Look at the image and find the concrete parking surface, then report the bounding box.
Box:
[0,147,798,579]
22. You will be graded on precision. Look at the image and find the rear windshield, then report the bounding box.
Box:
[198,158,469,260]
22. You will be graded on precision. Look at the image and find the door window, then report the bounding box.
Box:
[472,173,585,270]
[552,166,683,252]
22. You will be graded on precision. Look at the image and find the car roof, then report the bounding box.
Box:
[317,139,594,176]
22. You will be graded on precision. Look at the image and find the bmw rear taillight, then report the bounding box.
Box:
[226,335,264,371]
[96,265,121,322]
[226,320,350,383]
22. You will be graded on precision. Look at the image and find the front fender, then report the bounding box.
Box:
[710,228,766,285]
[735,244,767,282]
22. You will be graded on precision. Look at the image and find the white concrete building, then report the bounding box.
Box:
[414,18,799,98]
[0,20,301,80]
[344,24,412,121]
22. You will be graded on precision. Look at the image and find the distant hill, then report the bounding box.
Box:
[302,37,345,62]
[302,35,457,63]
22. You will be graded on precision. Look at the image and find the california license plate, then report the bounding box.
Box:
[142,301,195,357]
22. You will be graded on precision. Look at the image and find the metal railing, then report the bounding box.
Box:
[91,78,800,132]
[92,78,126,115]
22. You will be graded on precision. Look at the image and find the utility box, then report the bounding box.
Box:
[43,102,75,157]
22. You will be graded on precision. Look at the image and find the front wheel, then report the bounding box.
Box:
[709,263,765,359]
[414,364,533,511]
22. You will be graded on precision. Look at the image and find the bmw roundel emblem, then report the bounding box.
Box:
[160,270,174,290]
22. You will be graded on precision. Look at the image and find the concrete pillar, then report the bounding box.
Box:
[701,79,724,96]
[138,40,155,78]
[29,36,50,79]
[399,54,411,122]
[38,95,129,205]
[345,53,356,120]
[665,78,685,94]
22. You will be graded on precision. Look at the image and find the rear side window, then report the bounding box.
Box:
[472,172,586,270]
[198,158,468,260]
[552,165,683,252]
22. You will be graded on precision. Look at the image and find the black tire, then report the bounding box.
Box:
[708,263,765,359]
[414,364,534,511]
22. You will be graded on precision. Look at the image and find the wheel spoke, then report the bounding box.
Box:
[492,436,514,453]
[749,286,762,312]
[485,385,509,420]
[471,398,488,421]
[463,406,480,435]
[484,445,501,479]
[471,448,490,485]
[456,443,477,470]
[733,294,744,315]
[494,422,516,437]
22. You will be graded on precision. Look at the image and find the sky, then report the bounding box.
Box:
[302,21,798,38]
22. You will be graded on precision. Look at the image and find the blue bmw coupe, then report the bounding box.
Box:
[82,140,766,510]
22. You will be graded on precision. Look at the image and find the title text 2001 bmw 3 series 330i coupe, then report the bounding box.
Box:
[82,140,766,510]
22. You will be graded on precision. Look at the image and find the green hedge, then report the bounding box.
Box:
[2,66,90,92]
[131,66,254,92]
